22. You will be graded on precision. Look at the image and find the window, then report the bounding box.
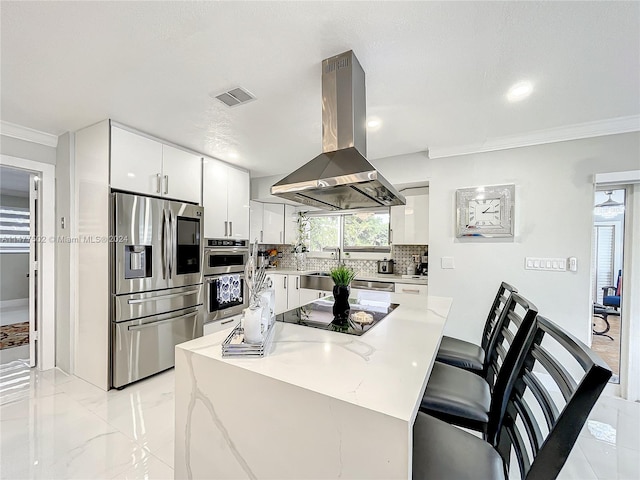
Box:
[307,209,390,255]
[0,206,30,253]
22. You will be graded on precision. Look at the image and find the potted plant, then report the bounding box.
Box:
[330,264,356,325]
[291,211,309,271]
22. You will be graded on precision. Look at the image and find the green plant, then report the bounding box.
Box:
[330,264,356,286]
[291,211,309,254]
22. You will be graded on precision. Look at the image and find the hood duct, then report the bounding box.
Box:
[271,50,405,210]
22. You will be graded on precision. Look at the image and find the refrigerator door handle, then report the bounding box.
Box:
[168,211,174,278]
[127,288,200,304]
[162,209,168,280]
[127,311,198,331]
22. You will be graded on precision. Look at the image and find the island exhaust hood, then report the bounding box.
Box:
[271,50,405,210]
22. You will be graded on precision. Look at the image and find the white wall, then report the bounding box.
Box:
[55,132,74,373]
[373,132,640,345]
[0,134,56,165]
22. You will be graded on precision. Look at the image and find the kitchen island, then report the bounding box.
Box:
[174,292,452,479]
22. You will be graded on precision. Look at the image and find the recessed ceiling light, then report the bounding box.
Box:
[507,81,533,102]
[367,118,381,129]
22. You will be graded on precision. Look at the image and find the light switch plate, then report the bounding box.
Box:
[524,257,567,272]
[441,256,455,269]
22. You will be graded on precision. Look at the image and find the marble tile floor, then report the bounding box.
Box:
[1,361,638,480]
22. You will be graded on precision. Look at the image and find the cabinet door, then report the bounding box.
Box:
[162,144,202,204]
[394,283,428,295]
[111,126,163,195]
[249,201,264,244]
[203,315,241,336]
[299,288,321,306]
[287,275,300,309]
[269,274,288,314]
[262,203,285,244]
[390,204,406,245]
[202,158,228,238]
[226,166,250,239]
[390,194,429,245]
[284,205,298,245]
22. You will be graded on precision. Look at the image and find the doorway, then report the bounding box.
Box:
[0,155,55,371]
[0,166,36,367]
[591,188,626,384]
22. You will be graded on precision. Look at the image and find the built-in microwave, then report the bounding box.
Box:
[203,238,249,276]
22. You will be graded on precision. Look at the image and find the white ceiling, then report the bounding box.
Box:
[1,1,639,177]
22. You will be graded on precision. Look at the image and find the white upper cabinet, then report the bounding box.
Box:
[203,157,250,239]
[111,126,163,196]
[249,201,264,243]
[262,203,285,244]
[110,125,202,204]
[161,145,202,204]
[284,205,298,245]
[390,193,429,245]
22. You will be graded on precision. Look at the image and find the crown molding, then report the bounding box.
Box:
[0,121,58,148]
[429,115,640,159]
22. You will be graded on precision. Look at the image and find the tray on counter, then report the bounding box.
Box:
[221,318,276,358]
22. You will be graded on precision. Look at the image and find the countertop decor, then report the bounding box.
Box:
[329,264,357,326]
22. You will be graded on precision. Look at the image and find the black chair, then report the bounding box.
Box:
[420,293,537,435]
[436,282,517,374]
[413,316,612,480]
[602,269,622,310]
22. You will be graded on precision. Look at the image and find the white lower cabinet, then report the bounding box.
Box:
[203,314,241,336]
[268,273,304,314]
[287,274,300,311]
[394,283,428,295]
[299,288,332,305]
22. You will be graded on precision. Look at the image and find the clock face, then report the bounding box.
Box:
[455,184,515,238]
[468,198,502,227]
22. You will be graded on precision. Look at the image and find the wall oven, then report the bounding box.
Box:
[203,239,249,323]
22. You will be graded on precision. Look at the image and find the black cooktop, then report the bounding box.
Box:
[276,296,399,336]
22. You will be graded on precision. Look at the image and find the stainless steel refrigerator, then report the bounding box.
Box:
[111,192,203,388]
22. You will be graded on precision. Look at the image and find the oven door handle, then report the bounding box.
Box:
[127,288,200,304]
[206,274,245,283]
[127,311,198,331]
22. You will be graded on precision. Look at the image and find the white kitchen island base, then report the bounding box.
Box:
[175,293,452,479]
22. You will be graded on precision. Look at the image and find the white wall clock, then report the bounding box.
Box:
[456,184,515,237]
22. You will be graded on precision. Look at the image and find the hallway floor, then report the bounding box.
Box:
[0,362,638,479]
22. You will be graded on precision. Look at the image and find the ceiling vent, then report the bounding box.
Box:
[213,87,256,107]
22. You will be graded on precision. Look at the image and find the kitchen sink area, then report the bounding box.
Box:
[300,272,396,292]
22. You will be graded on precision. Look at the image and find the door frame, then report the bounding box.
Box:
[0,154,55,370]
[594,170,640,401]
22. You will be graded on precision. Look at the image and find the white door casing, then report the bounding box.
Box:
[1,155,55,370]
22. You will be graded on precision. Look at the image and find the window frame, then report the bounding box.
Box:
[305,207,391,260]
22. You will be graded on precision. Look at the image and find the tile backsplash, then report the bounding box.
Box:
[259,244,428,276]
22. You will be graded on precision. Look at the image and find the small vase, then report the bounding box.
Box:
[243,306,264,345]
[332,285,351,325]
[295,252,307,271]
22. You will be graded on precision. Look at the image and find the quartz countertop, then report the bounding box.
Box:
[177,292,449,421]
[266,268,428,285]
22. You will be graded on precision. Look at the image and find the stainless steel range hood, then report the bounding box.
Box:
[271,50,405,210]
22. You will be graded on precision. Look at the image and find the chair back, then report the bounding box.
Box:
[480,282,518,354]
[484,292,537,387]
[492,316,612,480]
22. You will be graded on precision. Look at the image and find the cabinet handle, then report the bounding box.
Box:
[230,221,233,237]
[163,175,169,194]
[224,221,228,237]
[402,288,420,294]
[389,228,393,243]
[284,277,287,289]
[295,277,299,290]
[156,174,162,193]
[221,318,234,325]
[260,230,264,242]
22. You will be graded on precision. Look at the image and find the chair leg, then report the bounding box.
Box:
[593,312,613,341]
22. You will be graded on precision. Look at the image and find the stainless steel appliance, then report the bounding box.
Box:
[111,192,204,389]
[203,238,249,324]
[271,50,405,210]
[377,259,394,274]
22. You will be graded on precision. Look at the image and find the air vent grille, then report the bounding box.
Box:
[213,87,256,107]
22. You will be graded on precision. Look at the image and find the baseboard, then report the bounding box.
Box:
[0,298,28,309]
